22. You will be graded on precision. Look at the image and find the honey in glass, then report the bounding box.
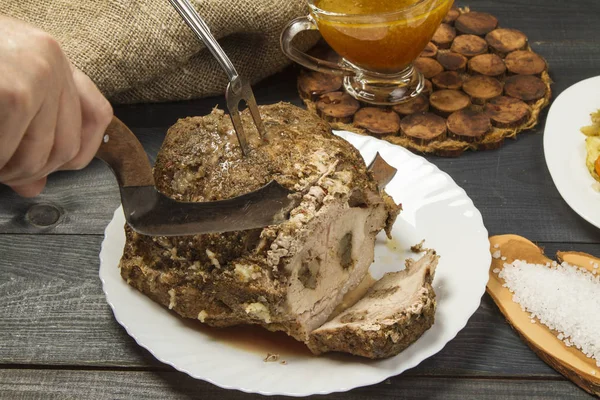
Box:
[311,0,453,74]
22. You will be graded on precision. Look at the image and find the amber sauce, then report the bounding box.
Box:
[312,0,454,73]
[182,320,312,357]
[181,273,377,357]
[385,236,402,251]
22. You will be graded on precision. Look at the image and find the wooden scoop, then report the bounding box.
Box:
[487,234,600,396]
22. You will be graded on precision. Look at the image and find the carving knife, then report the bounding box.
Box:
[96,117,295,236]
[95,119,398,236]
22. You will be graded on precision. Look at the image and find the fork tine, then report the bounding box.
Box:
[244,87,267,139]
[226,83,250,156]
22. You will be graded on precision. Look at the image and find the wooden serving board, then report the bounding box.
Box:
[487,234,600,397]
[298,7,552,156]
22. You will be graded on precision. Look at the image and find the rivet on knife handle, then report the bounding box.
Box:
[96,117,154,188]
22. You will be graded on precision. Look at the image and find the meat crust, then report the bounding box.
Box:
[119,102,400,342]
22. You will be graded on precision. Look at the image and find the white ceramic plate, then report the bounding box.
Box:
[544,76,600,228]
[99,131,490,396]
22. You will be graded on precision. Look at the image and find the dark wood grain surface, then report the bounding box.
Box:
[1,0,599,398]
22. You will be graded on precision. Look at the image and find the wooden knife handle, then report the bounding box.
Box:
[95,116,154,187]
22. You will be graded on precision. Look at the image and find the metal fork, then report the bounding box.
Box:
[167,0,266,156]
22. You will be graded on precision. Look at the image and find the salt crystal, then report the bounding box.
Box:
[494,244,499,249]
[499,259,600,367]
[492,250,501,259]
[493,268,500,274]
[501,256,507,261]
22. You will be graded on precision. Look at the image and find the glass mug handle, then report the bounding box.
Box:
[280,16,355,76]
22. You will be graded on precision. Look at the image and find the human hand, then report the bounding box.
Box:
[0,15,113,197]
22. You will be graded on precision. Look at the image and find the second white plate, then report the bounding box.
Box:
[99,131,490,396]
[544,76,600,228]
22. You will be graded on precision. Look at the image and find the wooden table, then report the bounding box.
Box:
[2,0,599,398]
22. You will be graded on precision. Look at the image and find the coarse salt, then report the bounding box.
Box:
[501,256,507,261]
[494,244,500,249]
[498,259,600,367]
[492,250,501,259]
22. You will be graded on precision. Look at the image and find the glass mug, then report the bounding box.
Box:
[281,0,454,105]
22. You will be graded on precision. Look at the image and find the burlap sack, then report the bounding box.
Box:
[2,0,316,104]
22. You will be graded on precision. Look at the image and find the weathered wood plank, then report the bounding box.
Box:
[1,235,597,376]
[428,130,600,242]
[0,370,593,400]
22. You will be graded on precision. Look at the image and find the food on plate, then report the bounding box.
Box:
[580,109,600,182]
[308,250,438,358]
[586,137,600,181]
[119,102,437,358]
[580,109,600,137]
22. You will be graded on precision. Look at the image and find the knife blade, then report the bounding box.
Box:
[96,117,296,236]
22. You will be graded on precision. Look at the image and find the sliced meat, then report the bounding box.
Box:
[119,102,400,343]
[307,250,438,358]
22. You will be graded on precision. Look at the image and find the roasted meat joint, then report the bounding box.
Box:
[119,102,438,358]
